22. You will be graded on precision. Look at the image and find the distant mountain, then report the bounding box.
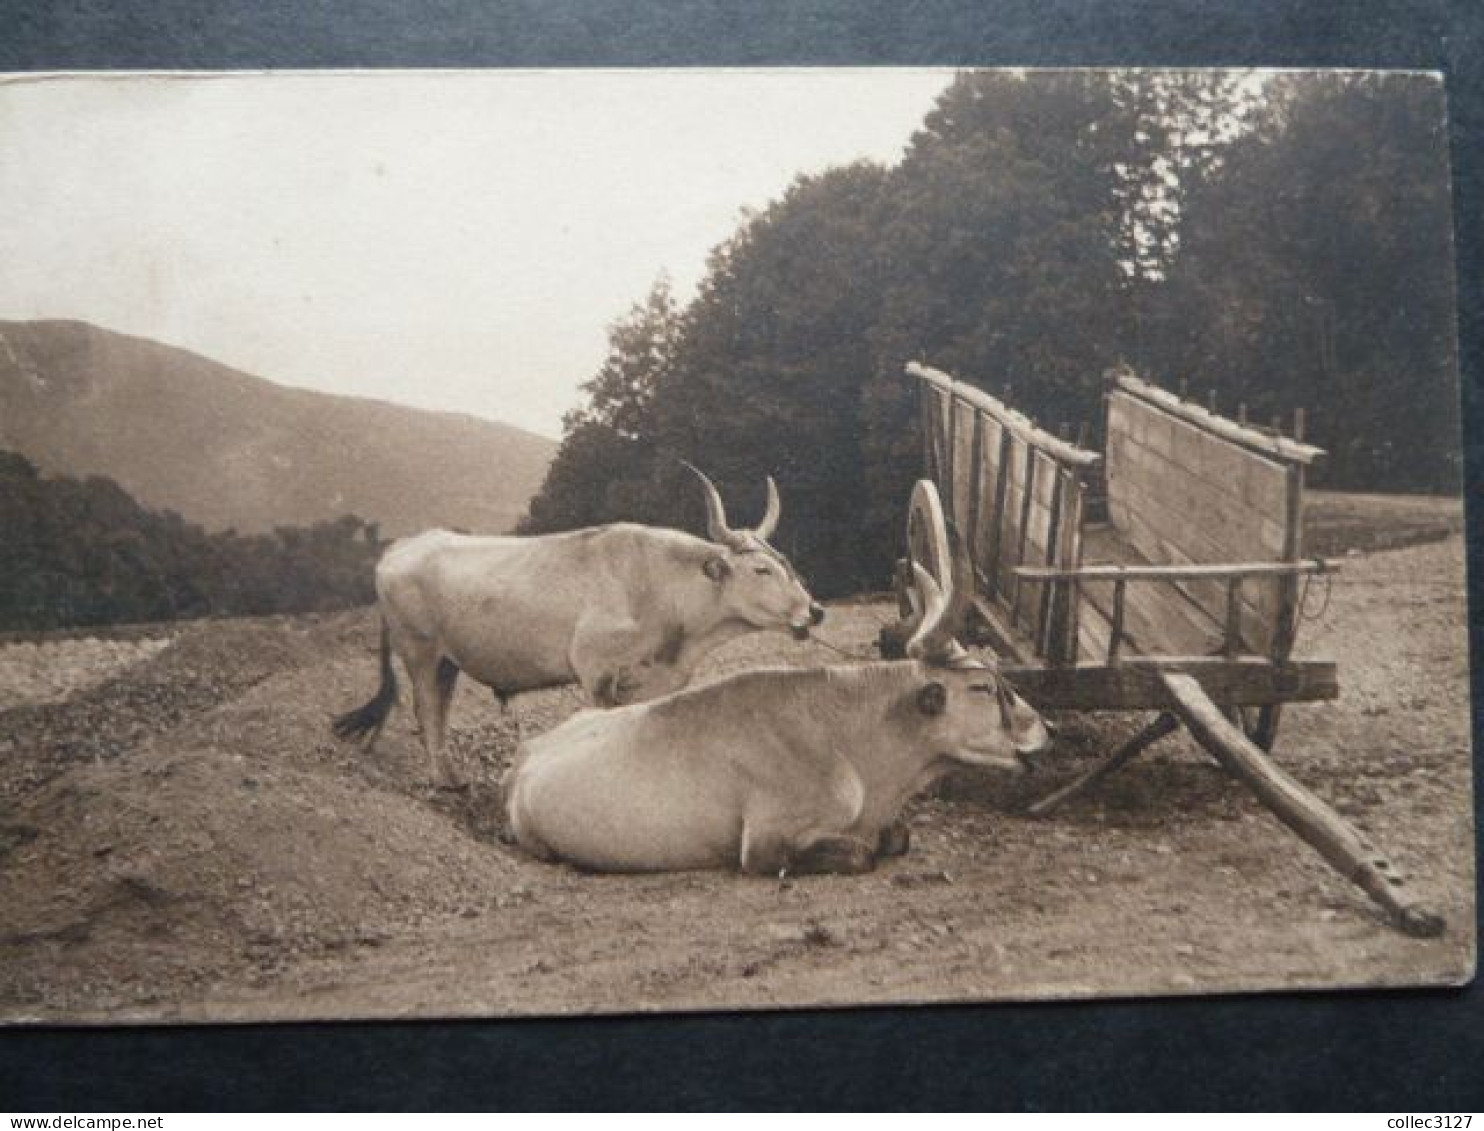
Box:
[0,320,557,537]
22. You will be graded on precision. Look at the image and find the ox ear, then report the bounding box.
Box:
[702,555,732,583]
[916,681,948,716]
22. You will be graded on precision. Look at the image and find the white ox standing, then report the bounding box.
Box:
[333,467,824,785]
[504,563,1051,874]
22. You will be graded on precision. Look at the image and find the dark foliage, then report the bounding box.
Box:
[0,451,383,631]
[522,71,1459,596]
[1145,73,1459,492]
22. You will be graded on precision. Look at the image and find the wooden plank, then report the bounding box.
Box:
[1004,658,1339,712]
[1112,372,1326,464]
[1024,499,1054,552]
[1091,573,1244,660]
[946,394,977,528]
[1223,577,1243,658]
[1105,497,1285,637]
[1032,450,1060,507]
[965,409,986,579]
[1108,393,1291,537]
[996,437,1028,603]
[1010,441,1039,628]
[1111,431,1288,559]
[1106,481,1292,651]
[1078,600,1113,664]
[1161,671,1443,937]
[1053,469,1085,666]
[909,362,1102,470]
[1255,461,1309,749]
[1114,499,1279,627]
[1037,470,1065,657]
[1022,453,1062,638]
[1021,557,1334,590]
[921,384,942,482]
[982,418,1010,599]
[1109,491,1287,648]
[944,392,958,521]
[915,377,926,479]
[1077,572,1225,658]
[1275,461,1305,650]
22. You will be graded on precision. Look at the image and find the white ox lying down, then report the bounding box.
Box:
[333,467,824,786]
[504,564,1050,874]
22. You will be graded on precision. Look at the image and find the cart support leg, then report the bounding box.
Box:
[1251,703,1282,751]
[1160,671,1445,938]
[1027,711,1180,817]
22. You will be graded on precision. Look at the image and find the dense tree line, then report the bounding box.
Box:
[522,71,1459,597]
[1143,72,1458,490]
[0,451,383,631]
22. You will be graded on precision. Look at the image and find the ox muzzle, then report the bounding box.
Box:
[791,601,827,640]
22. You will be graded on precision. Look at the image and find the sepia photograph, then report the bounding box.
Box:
[0,66,1473,1025]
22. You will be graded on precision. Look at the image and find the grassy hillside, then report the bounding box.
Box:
[0,320,555,536]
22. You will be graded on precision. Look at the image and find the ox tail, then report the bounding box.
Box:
[332,618,398,744]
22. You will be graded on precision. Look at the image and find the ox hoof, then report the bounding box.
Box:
[1397,905,1446,939]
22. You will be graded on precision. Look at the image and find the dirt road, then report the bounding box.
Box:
[0,512,1474,1023]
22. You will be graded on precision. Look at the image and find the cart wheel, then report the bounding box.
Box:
[904,478,953,613]
[883,480,954,659]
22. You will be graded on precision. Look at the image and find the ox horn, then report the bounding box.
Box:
[904,562,952,660]
[906,523,976,665]
[754,476,781,541]
[682,461,745,549]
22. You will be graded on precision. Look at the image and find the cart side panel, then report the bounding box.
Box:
[904,364,1100,662]
[1106,390,1295,654]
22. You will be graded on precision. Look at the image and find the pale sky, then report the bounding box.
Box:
[0,69,951,437]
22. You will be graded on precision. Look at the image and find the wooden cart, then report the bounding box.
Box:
[895,361,1444,937]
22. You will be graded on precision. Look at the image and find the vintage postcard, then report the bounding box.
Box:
[0,68,1472,1024]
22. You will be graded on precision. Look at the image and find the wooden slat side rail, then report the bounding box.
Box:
[907,363,1102,470]
[1111,371,1326,465]
[907,363,1097,664]
[1014,559,1334,583]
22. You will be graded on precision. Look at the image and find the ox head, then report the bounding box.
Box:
[900,560,1050,771]
[685,463,825,640]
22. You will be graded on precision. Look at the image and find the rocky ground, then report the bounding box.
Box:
[0,496,1474,1024]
